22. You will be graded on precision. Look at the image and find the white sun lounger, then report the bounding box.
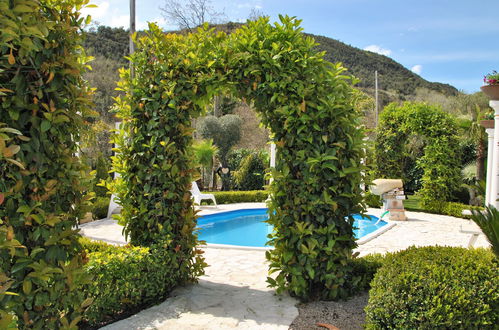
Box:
[190,181,217,206]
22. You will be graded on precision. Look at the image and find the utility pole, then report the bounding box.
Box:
[375,70,379,127]
[130,0,135,55]
[130,0,136,78]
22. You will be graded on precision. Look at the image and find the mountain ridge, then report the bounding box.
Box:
[83,23,459,106]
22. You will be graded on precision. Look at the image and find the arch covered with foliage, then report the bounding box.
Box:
[375,102,461,206]
[112,16,365,300]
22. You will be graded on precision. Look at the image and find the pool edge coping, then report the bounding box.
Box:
[356,221,397,245]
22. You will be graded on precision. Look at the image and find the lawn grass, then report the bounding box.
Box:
[404,194,423,212]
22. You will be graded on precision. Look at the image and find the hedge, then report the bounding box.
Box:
[365,246,499,329]
[79,238,200,327]
[412,200,483,219]
[78,235,386,326]
[211,190,268,204]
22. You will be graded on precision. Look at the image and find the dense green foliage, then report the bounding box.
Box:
[83,55,121,123]
[232,18,366,301]
[83,26,129,65]
[91,152,111,198]
[364,191,382,208]
[0,0,94,327]
[226,148,253,171]
[471,206,499,257]
[402,194,482,218]
[80,238,195,327]
[375,102,461,207]
[109,28,207,302]
[344,254,385,296]
[91,196,109,220]
[211,190,268,204]
[111,16,364,301]
[233,151,266,190]
[365,246,499,329]
[423,201,481,219]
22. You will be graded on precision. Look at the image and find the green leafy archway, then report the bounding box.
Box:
[375,102,461,207]
[112,16,365,300]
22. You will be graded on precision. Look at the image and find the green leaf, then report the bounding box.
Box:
[40,120,51,132]
[23,280,32,294]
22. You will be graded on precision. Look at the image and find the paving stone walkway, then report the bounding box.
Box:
[79,203,490,329]
[103,247,296,330]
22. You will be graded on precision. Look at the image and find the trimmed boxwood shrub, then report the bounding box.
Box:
[415,200,483,219]
[365,246,499,329]
[211,190,268,204]
[79,238,199,327]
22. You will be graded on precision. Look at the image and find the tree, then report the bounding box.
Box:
[193,139,218,189]
[197,115,242,166]
[248,8,265,21]
[454,92,491,181]
[159,0,226,31]
[83,55,122,123]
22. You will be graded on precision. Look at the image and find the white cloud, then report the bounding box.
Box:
[364,45,392,56]
[110,14,129,28]
[237,1,263,9]
[80,1,109,20]
[411,64,423,74]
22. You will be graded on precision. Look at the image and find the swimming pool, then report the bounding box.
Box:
[197,208,389,248]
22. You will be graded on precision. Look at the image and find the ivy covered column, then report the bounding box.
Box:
[0,0,93,327]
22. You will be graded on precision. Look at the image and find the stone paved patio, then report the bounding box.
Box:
[79,203,490,329]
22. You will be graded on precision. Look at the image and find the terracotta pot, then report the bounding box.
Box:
[481,85,499,100]
[480,120,495,129]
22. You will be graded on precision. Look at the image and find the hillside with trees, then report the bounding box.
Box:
[83,23,458,112]
[311,34,459,104]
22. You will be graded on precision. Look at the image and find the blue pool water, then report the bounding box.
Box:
[197,208,387,247]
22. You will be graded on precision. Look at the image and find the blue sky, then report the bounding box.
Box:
[82,0,499,93]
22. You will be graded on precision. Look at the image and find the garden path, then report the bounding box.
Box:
[80,203,490,329]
